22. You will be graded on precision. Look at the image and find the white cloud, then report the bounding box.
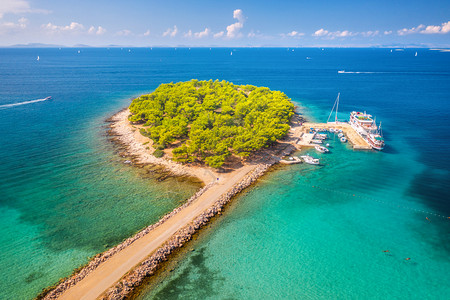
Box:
[420,21,450,34]
[143,29,150,36]
[226,9,245,38]
[280,30,305,38]
[194,27,210,38]
[313,28,380,39]
[184,30,192,38]
[360,30,379,37]
[384,30,392,35]
[213,31,224,38]
[42,22,85,34]
[88,26,106,35]
[163,25,177,37]
[0,17,27,33]
[397,24,425,35]
[116,29,131,36]
[0,0,30,18]
[313,28,329,37]
[398,21,450,35]
[0,0,50,18]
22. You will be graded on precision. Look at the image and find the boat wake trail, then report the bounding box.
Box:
[0,98,50,109]
[338,71,381,74]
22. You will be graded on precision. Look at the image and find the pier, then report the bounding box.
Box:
[291,122,372,150]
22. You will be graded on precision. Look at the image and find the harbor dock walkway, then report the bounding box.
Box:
[294,122,372,150]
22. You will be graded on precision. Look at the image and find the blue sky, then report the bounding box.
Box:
[1,0,449,47]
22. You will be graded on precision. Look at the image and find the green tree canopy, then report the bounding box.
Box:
[129,80,294,168]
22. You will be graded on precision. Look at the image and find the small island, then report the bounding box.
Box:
[41,80,301,300]
[128,79,294,168]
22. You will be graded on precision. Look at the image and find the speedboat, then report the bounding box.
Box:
[301,155,320,165]
[45,96,52,100]
[315,145,329,153]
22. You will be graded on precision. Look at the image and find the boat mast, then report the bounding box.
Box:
[335,93,340,123]
[327,93,340,123]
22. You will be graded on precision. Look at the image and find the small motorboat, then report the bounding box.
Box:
[316,134,328,140]
[315,145,330,153]
[311,139,323,144]
[338,132,344,138]
[340,137,347,143]
[326,143,330,147]
[301,155,320,165]
[329,128,335,133]
[44,96,52,100]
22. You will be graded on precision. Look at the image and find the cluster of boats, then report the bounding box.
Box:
[327,93,385,150]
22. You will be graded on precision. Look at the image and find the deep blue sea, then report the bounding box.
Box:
[0,48,449,299]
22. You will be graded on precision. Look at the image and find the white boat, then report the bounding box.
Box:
[326,143,330,147]
[340,137,347,143]
[315,145,329,153]
[315,134,328,140]
[349,111,385,150]
[338,70,345,73]
[367,122,385,150]
[44,96,52,100]
[301,155,320,165]
[415,52,418,57]
[311,139,323,144]
[230,51,233,56]
[36,56,40,61]
[329,128,335,133]
[338,132,344,138]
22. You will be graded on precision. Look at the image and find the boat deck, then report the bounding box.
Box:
[296,122,372,150]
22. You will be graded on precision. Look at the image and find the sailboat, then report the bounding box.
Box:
[415,51,418,57]
[327,93,341,124]
[230,51,233,56]
[37,56,40,61]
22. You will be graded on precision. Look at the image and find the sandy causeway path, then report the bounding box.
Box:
[58,161,257,299]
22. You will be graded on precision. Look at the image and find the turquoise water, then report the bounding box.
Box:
[1,48,449,299]
[137,49,450,299]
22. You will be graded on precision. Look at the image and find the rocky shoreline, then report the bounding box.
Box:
[41,182,215,300]
[102,162,274,299]
[38,108,299,300]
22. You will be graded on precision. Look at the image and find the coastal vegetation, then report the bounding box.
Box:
[129,80,294,168]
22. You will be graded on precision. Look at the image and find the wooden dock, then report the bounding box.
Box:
[295,122,372,150]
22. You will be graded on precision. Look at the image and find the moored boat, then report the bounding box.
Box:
[315,145,329,153]
[340,137,347,142]
[349,111,385,150]
[311,139,323,144]
[301,155,320,165]
[316,133,328,140]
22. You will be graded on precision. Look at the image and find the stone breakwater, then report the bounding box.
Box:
[41,182,214,300]
[102,162,274,300]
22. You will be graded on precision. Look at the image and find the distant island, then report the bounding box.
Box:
[128,79,294,168]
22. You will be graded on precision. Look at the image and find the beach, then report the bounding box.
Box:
[41,108,296,299]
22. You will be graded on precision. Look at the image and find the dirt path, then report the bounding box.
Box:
[58,163,257,300]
